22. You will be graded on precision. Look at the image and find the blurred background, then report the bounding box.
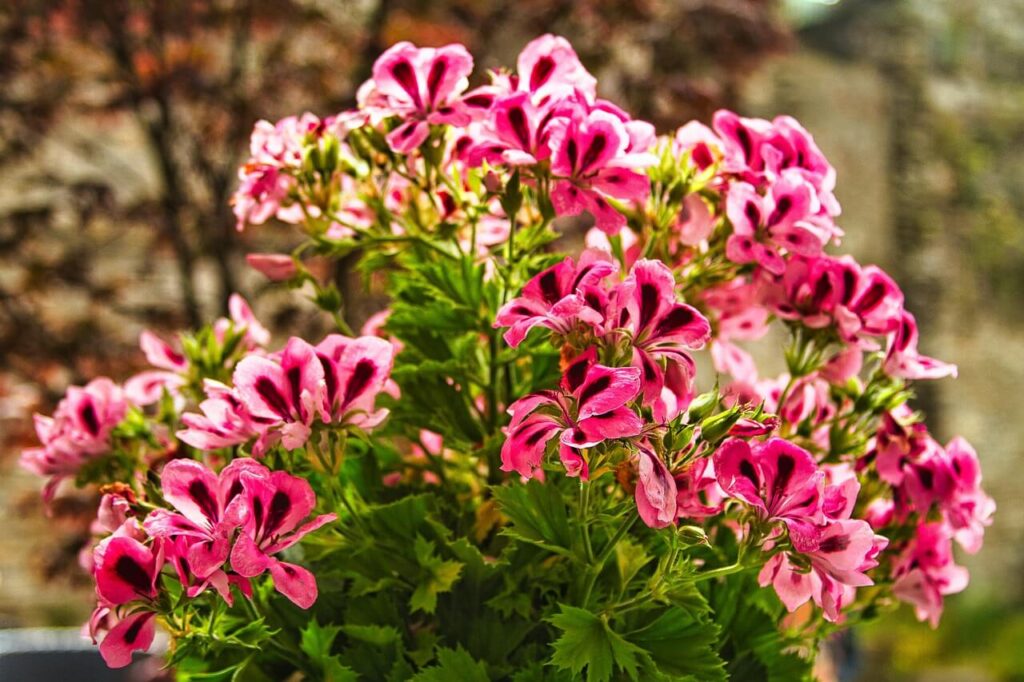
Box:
[1,0,1022,679]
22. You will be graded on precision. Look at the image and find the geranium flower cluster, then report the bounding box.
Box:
[87,458,335,667]
[178,332,395,455]
[21,35,994,675]
[497,253,711,481]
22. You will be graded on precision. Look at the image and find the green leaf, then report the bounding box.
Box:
[410,535,464,614]
[493,480,573,555]
[410,646,490,682]
[340,623,401,647]
[628,608,726,681]
[548,605,646,682]
[301,619,342,662]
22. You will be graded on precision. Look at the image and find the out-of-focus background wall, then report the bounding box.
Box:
[1,1,1021,679]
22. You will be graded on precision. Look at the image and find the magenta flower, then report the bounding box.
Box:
[635,447,677,529]
[233,113,328,230]
[246,253,298,282]
[93,532,162,606]
[515,34,597,102]
[368,42,476,153]
[164,535,251,606]
[884,310,957,380]
[500,350,642,480]
[674,457,726,520]
[942,437,995,554]
[229,461,337,609]
[495,249,618,347]
[612,259,711,413]
[759,519,884,622]
[314,334,396,429]
[714,437,824,525]
[92,609,158,669]
[177,380,270,452]
[21,377,127,501]
[724,176,827,275]
[144,458,260,578]
[892,523,969,627]
[549,107,654,234]
[234,337,325,451]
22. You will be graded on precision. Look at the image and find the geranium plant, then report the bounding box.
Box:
[23,36,994,680]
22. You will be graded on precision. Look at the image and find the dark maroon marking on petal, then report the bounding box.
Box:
[264,490,291,537]
[854,282,886,314]
[772,454,796,499]
[511,305,534,317]
[251,495,265,535]
[641,354,657,382]
[80,402,100,436]
[281,563,298,576]
[812,275,833,309]
[571,428,588,444]
[286,366,303,411]
[571,264,596,292]
[226,480,244,503]
[538,270,561,304]
[507,105,531,149]
[453,136,471,156]
[653,306,697,338]
[523,424,554,448]
[564,355,590,392]
[255,377,291,418]
[579,133,608,174]
[818,534,851,553]
[584,292,603,311]
[916,467,934,491]
[114,555,152,595]
[739,459,760,488]
[840,269,857,305]
[767,196,792,227]
[744,200,761,228]
[897,317,914,352]
[343,359,376,406]
[463,94,494,108]
[736,125,754,163]
[566,137,579,173]
[530,56,555,91]
[390,60,421,108]
[577,375,611,409]
[638,283,659,330]
[165,347,186,366]
[123,614,148,644]
[426,57,448,105]
[618,308,630,327]
[318,354,338,407]
[398,122,419,140]
[188,479,219,522]
[951,459,962,476]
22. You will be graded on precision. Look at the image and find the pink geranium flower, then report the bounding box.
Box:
[549,107,654,234]
[892,523,969,627]
[21,377,127,501]
[611,259,711,415]
[366,42,478,153]
[714,437,825,525]
[229,461,337,608]
[500,349,642,480]
[495,249,618,347]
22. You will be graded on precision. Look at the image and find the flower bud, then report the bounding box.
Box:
[246,253,298,281]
